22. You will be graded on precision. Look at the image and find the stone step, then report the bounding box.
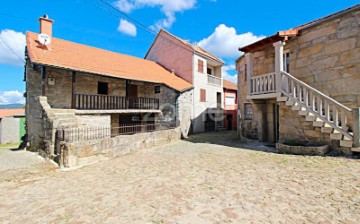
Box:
[321,127,333,133]
[298,108,308,116]
[352,147,360,152]
[340,140,353,148]
[306,115,316,121]
[313,120,324,127]
[277,97,288,102]
[292,104,301,111]
[330,132,343,140]
[343,134,352,141]
[285,100,295,106]
[49,109,76,113]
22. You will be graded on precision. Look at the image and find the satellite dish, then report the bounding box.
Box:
[38,33,51,45]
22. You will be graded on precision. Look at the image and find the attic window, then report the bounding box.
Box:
[98,82,108,95]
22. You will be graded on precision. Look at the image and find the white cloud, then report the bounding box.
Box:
[197,24,264,58]
[115,0,196,29]
[0,90,24,105]
[0,29,26,67]
[117,19,137,36]
[222,64,237,84]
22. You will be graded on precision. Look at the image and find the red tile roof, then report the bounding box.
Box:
[0,109,25,119]
[26,32,192,92]
[223,79,237,90]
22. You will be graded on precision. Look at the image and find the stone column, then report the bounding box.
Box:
[273,41,285,95]
[353,108,360,147]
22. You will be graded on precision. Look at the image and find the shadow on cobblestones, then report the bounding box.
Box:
[185,131,277,153]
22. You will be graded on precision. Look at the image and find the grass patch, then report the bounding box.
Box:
[0,144,19,150]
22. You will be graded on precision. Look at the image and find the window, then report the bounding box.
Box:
[200,89,206,102]
[197,59,204,73]
[207,68,212,75]
[244,103,253,120]
[225,96,235,105]
[98,82,108,95]
[283,51,290,72]
[154,85,161,94]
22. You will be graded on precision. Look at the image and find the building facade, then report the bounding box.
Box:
[0,109,25,145]
[236,4,360,154]
[146,30,224,133]
[25,16,193,166]
[223,80,238,130]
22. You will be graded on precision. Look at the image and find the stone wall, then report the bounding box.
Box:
[237,8,360,142]
[60,127,181,168]
[285,9,360,109]
[177,89,193,138]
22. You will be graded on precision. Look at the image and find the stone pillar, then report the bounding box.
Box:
[273,41,285,95]
[353,108,360,147]
[245,53,253,97]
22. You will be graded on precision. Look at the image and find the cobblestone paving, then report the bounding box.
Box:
[0,132,359,223]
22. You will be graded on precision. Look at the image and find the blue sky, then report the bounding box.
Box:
[0,0,358,104]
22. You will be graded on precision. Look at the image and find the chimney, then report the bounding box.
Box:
[39,14,54,38]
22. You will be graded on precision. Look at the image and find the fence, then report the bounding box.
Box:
[57,121,179,143]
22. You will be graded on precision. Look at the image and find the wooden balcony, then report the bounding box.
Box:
[75,94,160,110]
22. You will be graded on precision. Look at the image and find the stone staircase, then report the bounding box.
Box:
[278,71,355,152]
[46,109,78,129]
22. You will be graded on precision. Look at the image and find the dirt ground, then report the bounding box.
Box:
[0,131,359,223]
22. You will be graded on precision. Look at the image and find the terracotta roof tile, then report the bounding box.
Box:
[223,79,237,90]
[0,109,25,118]
[26,32,192,92]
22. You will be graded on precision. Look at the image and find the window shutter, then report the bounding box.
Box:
[198,59,204,73]
[200,89,206,102]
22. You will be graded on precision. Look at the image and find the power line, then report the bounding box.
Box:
[0,37,26,64]
[92,0,200,56]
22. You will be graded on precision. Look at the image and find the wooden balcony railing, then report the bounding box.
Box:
[75,94,160,110]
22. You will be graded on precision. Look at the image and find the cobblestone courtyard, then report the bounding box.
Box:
[0,132,359,223]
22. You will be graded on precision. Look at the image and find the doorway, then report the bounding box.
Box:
[227,114,233,130]
[274,104,279,143]
[127,84,138,109]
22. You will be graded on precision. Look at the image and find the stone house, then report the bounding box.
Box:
[236,4,360,154]
[0,109,25,144]
[25,16,193,166]
[145,30,225,133]
[223,80,238,130]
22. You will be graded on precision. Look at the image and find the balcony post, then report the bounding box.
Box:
[273,41,285,95]
[245,53,253,97]
[71,71,76,109]
[353,108,360,148]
